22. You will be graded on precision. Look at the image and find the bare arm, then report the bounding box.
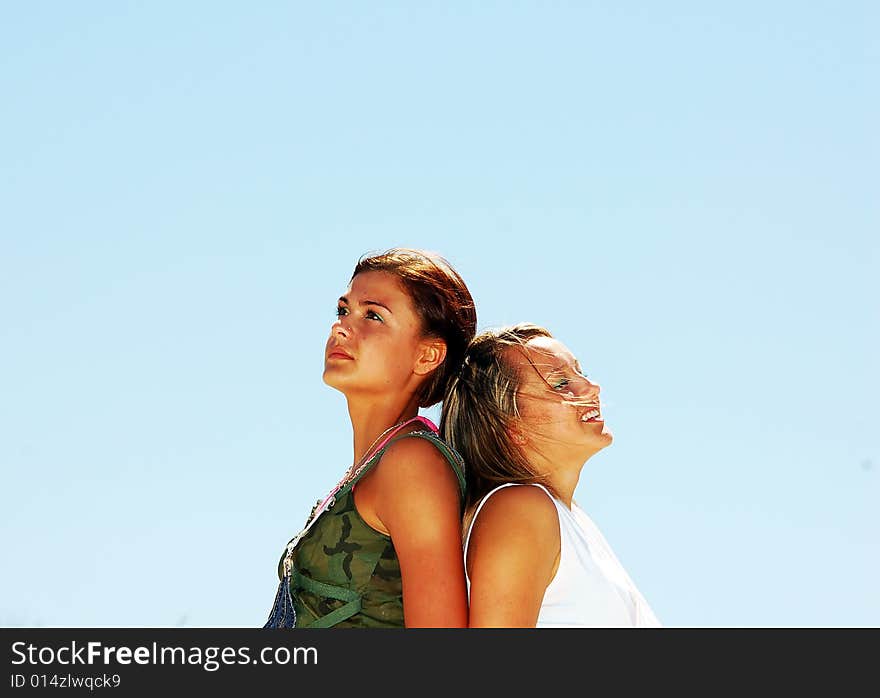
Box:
[361,437,469,628]
[466,485,560,628]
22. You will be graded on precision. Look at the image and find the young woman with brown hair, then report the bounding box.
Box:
[264,248,476,628]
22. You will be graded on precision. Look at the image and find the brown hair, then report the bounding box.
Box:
[351,248,477,408]
[439,322,557,528]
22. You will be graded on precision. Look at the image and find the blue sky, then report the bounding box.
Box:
[1,2,877,627]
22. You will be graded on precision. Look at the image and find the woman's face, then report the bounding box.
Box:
[509,335,613,456]
[323,270,429,399]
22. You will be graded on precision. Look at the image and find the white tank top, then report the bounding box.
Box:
[464,483,661,628]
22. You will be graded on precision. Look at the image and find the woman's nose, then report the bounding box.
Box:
[575,376,600,399]
[332,317,351,338]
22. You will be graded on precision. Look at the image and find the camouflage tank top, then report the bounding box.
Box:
[272,429,466,628]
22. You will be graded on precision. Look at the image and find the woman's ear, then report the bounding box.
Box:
[413,338,447,376]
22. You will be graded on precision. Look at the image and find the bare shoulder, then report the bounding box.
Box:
[370,433,461,495]
[365,433,463,545]
[468,485,560,591]
[475,485,558,535]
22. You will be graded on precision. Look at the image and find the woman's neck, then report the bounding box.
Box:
[346,394,422,467]
[523,443,594,509]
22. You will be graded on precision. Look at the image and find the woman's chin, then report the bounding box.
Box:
[593,426,613,447]
[321,369,344,390]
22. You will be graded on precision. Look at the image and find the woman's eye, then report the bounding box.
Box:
[365,310,384,322]
[552,378,570,391]
[335,306,348,317]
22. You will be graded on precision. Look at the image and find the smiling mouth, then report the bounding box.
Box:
[581,408,602,422]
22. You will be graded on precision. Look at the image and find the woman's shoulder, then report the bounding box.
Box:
[367,430,464,493]
[467,484,560,581]
[474,484,559,538]
[380,429,459,465]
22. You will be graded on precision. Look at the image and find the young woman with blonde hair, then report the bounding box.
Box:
[441,323,660,628]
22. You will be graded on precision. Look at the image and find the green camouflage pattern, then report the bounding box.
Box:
[276,430,466,628]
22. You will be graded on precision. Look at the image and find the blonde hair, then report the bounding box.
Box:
[439,322,558,533]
